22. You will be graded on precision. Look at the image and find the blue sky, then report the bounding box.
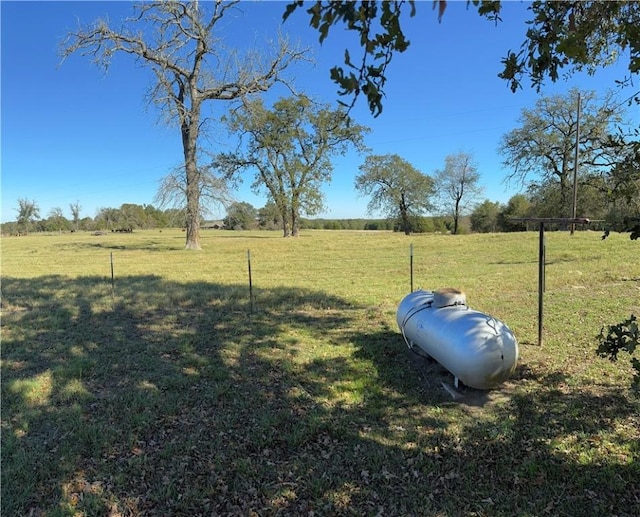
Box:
[2,1,638,223]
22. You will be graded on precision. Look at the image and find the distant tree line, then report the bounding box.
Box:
[6,178,634,237]
[2,202,185,235]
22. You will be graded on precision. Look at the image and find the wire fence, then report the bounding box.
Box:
[5,231,632,331]
[96,245,422,313]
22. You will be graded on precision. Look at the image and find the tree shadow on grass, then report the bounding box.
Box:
[2,275,639,516]
[61,241,184,252]
[348,326,639,514]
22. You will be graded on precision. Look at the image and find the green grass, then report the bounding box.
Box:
[2,229,639,516]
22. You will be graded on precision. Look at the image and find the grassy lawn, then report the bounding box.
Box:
[2,229,639,516]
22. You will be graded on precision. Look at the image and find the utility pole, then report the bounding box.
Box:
[570,92,581,235]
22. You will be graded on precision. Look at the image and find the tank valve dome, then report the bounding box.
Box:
[434,288,467,308]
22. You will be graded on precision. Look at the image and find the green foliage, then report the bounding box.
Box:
[498,194,531,231]
[323,220,342,230]
[224,202,258,230]
[603,217,640,241]
[499,1,640,92]
[409,216,433,234]
[355,153,435,235]
[471,200,502,233]
[288,1,638,117]
[603,139,640,209]
[284,1,507,116]
[597,315,639,393]
[218,96,369,237]
[297,218,392,231]
[284,1,416,116]
[257,201,283,231]
[41,207,72,233]
[499,89,630,218]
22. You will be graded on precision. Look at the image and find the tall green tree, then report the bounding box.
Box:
[62,1,307,250]
[498,193,531,232]
[355,154,435,235]
[94,207,120,231]
[45,207,70,232]
[117,203,147,230]
[595,138,640,231]
[433,151,483,235]
[224,202,258,230]
[257,201,283,231]
[217,96,369,237]
[15,199,40,235]
[143,204,167,229]
[470,200,501,233]
[499,89,628,218]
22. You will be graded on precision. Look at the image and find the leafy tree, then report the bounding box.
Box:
[355,154,435,235]
[525,181,565,221]
[143,204,167,229]
[597,315,639,394]
[69,201,82,232]
[94,207,120,231]
[217,96,368,237]
[433,151,483,235]
[571,176,610,223]
[400,215,436,234]
[45,207,70,232]
[499,1,640,93]
[285,1,639,116]
[15,198,40,234]
[606,140,640,206]
[284,0,418,116]
[1,221,19,235]
[499,89,628,218]
[498,193,531,231]
[116,203,147,230]
[79,217,95,231]
[224,202,258,230]
[521,179,609,225]
[593,138,640,234]
[62,1,307,249]
[283,1,503,116]
[257,202,283,231]
[470,200,502,233]
[323,220,342,230]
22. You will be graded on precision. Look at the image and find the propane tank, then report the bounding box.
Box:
[397,288,518,389]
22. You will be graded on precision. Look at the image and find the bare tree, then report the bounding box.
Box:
[61,1,308,249]
[69,201,82,232]
[15,198,40,235]
[433,151,483,235]
[154,163,235,225]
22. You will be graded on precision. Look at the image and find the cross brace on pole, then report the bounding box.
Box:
[510,217,593,347]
